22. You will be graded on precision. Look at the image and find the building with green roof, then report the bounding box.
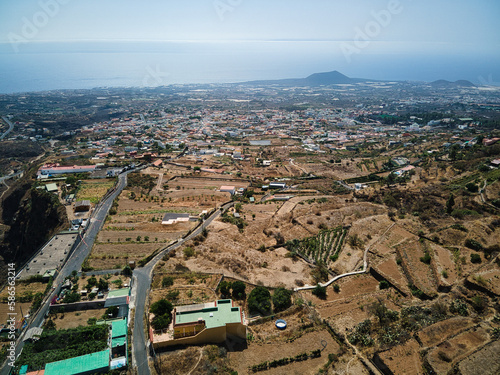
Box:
[44,349,110,375]
[110,318,128,370]
[151,299,246,349]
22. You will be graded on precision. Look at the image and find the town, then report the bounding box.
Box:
[0,78,499,375]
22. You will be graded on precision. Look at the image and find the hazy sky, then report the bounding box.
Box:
[0,0,499,91]
[1,0,499,45]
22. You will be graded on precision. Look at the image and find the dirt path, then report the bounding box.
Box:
[156,173,164,191]
[295,222,396,291]
[187,348,203,375]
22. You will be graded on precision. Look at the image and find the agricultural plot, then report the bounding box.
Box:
[285,227,348,265]
[75,179,115,203]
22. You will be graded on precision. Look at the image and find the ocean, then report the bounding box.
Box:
[0,41,499,93]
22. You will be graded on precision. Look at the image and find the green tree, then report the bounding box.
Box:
[97,279,109,291]
[151,314,171,330]
[150,298,173,317]
[312,284,327,299]
[105,306,119,318]
[272,288,292,312]
[446,194,455,215]
[162,276,174,288]
[470,253,481,264]
[121,265,133,277]
[217,280,232,298]
[231,281,246,300]
[247,286,272,315]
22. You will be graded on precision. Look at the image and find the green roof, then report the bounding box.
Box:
[107,288,130,298]
[45,183,58,192]
[111,319,127,339]
[175,300,242,329]
[44,349,110,375]
[111,337,127,348]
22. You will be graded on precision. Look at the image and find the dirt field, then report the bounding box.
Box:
[427,327,490,374]
[376,338,423,375]
[75,179,115,203]
[230,328,341,375]
[0,302,32,325]
[0,282,46,301]
[149,272,221,306]
[89,242,164,269]
[52,308,108,330]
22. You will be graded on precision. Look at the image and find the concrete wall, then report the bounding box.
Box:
[173,322,205,339]
[154,325,228,349]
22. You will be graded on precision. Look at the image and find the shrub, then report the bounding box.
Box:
[183,246,195,258]
[465,239,483,251]
[217,280,232,298]
[420,252,432,264]
[272,288,292,312]
[247,286,272,315]
[121,265,132,277]
[465,182,478,193]
[312,284,327,299]
[471,296,486,313]
[470,253,481,264]
[450,299,468,316]
[232,281,246,300]
[162,276,174,288]
[379,280,390,290]
[150,298,173,317]
[333,283,340,293]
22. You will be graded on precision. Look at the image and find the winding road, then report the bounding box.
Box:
[0,170,132,375]
[131,201,233,375]
[0,117,14,140]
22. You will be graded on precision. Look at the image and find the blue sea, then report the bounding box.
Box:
[0,41,499,93]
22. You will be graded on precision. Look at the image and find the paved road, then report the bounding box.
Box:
[132,202,233,375]
[0,171,132,375]
[0,117,14,140]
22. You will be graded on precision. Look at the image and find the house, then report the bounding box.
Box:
[161,213,191,225]
[38,164,97,177]
[45,183,58,193]
[220,186,236,195]
[269,182,286,190]
[74,200,91,212]
[152,159,162,168]
[151,299,246,349]
[395,165,416,176]
[110,318,128,370]
[44,349,110,375]
[491,159,500,168]
[483,138,500,146]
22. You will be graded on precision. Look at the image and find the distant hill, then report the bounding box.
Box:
[430,79,476,88]
[240,70,369,86]
[239,70,478,88]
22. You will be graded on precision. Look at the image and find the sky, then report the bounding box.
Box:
[0,0,499,91]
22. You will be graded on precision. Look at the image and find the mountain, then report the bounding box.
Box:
[240,70,368,86]
[430,79,476,88]
[239,70,479,88]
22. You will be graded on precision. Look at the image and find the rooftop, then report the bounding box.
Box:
[162,213,190,221]
[111,319,127,339]
[107,288,130,298]
[44,349,110,375]
[174,299,242,329]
